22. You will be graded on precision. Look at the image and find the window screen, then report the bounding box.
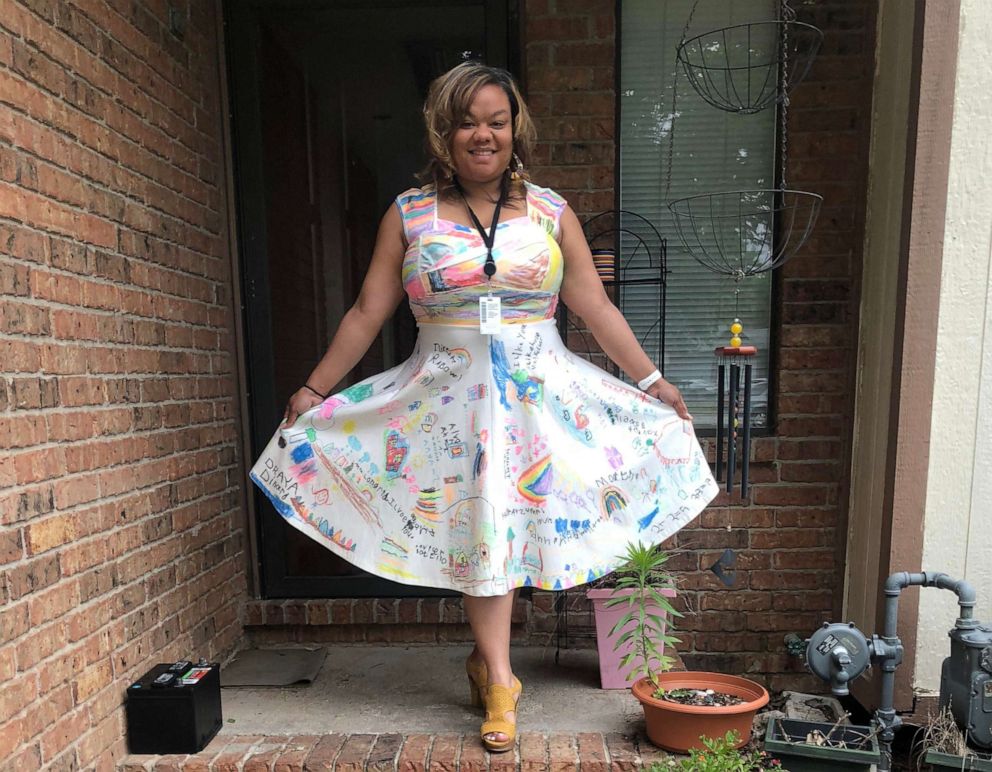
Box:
[620,0,776,428]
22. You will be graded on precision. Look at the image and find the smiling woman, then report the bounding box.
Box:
[420,63,535,203]
[249,61,718,753]
[450,86,514,179]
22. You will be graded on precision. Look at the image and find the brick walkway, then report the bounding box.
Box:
[118,730,676,771]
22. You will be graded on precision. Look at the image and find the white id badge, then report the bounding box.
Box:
[479,296,502,334]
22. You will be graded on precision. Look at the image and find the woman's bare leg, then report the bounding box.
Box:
[463,587,520,744]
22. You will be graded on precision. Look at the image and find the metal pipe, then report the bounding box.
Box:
[741,362,752,497]
[875,571,978,771]
[884,571,978,634]
[727,363,738,493]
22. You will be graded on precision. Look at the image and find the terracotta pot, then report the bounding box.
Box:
[631,671,769,752]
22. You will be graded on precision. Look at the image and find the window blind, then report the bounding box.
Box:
[620,0,776,428]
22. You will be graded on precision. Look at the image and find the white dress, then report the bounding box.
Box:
[250,182,719,596]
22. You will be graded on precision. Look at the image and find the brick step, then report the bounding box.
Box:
[118,730,676,771]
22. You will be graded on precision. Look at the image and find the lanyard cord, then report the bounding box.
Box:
[454,176,508,278]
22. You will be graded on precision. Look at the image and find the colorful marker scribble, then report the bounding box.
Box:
[517,455,554,503]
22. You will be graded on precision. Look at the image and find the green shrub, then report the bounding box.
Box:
[647,731,785,771]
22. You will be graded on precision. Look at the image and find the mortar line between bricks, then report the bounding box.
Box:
[66,3,218,129]
[0,101,213,217]
[0,156,220,244]
[0,325,233,349]
[3,459,239,505]
[0,326,240,357]
[3,436,242,476]
[0,230,231,287]
[335,732,357,770]
[2,468,238,528]
[7,2,209,142]
[6,519,243,595]
[0,63,217,202]
[2,289,229,325]
[241,737,279,769]
[389,735,403,772]
[0,399,237,420]
[4,133,223,223]
[423,734,437,771]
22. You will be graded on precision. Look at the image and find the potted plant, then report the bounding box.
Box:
[764,716,881,771]
[611,540,771,753]
[586,542,678,688]
[917,705,992,771]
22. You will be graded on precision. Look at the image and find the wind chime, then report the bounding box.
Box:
[664,0,823,501]
[714,314,756,499]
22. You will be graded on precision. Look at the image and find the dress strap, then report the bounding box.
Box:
[525,182,568,242]
[395,187,436,244]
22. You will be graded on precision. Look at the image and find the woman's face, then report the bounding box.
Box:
[451,83,514,185]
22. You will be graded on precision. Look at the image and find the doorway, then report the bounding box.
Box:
[225,0,517,597]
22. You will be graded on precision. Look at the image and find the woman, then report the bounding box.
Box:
[251,62,718,752]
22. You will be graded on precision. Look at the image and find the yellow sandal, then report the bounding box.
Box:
[465,656,488,709]
[480,677,521,753]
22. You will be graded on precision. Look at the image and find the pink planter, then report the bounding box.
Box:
[586,587,677,689]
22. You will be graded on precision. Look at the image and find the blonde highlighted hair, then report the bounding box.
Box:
[419,62,537,199]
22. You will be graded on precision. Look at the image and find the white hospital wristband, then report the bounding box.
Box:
[637,369,662,391]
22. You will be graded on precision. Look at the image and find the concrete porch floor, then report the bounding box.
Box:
[220,645,640,735]
[119,645,678,770]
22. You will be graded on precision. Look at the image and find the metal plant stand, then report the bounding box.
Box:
[557,210,668,379]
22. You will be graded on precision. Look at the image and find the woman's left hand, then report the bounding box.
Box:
[646,378,693,421]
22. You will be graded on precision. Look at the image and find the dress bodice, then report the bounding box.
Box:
[396,182,567,325]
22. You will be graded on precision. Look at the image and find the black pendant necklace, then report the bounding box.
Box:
[454,177,508,278]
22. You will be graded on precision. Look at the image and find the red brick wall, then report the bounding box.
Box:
[0,1,247,767]
[524,0,616,220]
[516,0,875,693]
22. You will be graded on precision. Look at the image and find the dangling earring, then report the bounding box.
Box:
[510,153,524,181]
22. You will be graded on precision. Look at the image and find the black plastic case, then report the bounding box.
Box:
[125,662,222,754]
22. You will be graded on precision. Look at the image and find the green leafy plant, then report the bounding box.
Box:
[605,540,681,688]
[647,731,784,771]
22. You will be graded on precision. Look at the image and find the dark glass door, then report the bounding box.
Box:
[225,0,516,597]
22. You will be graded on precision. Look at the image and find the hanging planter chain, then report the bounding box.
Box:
[663,0,701,203]
[779,0,791,189]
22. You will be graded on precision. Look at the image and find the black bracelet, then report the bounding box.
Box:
[303,383,327,400]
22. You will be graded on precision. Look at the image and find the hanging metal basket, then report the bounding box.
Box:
[676,21,823,114]
[667,189,822,277]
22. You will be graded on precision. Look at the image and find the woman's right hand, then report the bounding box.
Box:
[283,387,325,427]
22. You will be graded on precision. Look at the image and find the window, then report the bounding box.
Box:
[620,0,776,428]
